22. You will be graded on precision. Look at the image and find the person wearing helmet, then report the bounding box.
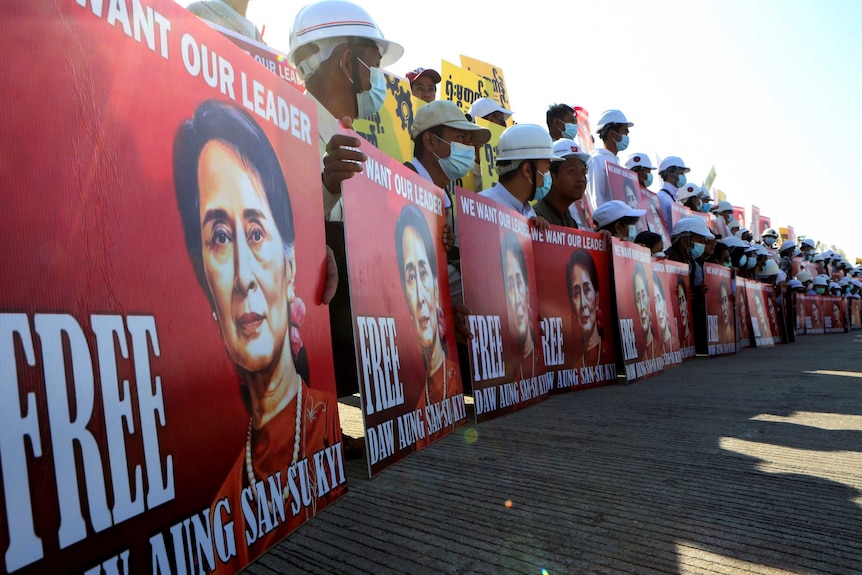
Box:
[711,201,735,225]
[469,97,513,127]
[812,275,829,296]
[796,270,814,293]
[591,200,645,241]
[677,183,703,212]
[624,153,657,190]
[533,139,590,228]
[800,237,817,260]
[288,0,403,221]
[657,155,691,228]
[778,240,796,274]
[585,109,634,211]
[480,124,561,230]
[187,0,262,40]
[666,217,715,354]
[761,228,779,249]
[406,67,441,103]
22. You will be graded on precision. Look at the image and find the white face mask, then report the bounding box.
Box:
[355,59,387,118]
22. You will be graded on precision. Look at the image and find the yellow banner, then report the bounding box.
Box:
[353,71,417,164]
[459,54,512,114]
[475,118,506,191]
[440,59,492,115]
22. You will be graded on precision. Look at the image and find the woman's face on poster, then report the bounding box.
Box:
[401,226,439,351]
[677,284,690,329]
[504,248,529,343]
[197,140,291,373]
[569,263,598,338]
[655,283,668,335]
[634,272,651,335]
[720,284,731,328]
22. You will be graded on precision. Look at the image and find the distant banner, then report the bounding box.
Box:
[736,279,753,349]
[532,226,616,392]
[441,59,492,115]
[458,191,550,422]
[574,107,593,153]
[1,2,348,573]
[210,22,304,92]
[703,165,717,191]
[704,264,737,356]
[759,215,772,236]
[751,205,762,239]
[611,239,664,382]
[571,198,594,231]
[607,163,647,234]
[653,259,693,367]
[459,55,512,114]
[733,206,747,228]
[340,128,467,476]
[353,71,416,164]
[823,296,846,334]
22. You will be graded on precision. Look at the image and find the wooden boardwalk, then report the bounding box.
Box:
[244,333,862,575]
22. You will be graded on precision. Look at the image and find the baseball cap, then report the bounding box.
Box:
[469,97,513,120]
[552,138,590,164]
[405,67,441,84]
[592,200,645,229]
[595,109,633,131]
[624,153,655,170]
[671,217,715,240]
[659,155,690,173]
[411,100,491,144]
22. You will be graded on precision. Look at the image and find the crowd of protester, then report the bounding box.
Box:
[185,0,862,457]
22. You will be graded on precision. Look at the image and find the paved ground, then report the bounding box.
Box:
[244,332,862,575]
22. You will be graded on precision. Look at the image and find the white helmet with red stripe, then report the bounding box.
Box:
[288,0,403,80]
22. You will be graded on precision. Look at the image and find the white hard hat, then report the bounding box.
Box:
[761,260,780,276]
[796,270,813,283]
[671,217,715,240]
[659,155,690,173]
[595,109,633,131]
[812,276,829,287]
[288,0,403,80]
[495,124,562,174]
[762,227,778,237]
[624,153,655,170]
[552,138,590,164]
[677,183,701,202]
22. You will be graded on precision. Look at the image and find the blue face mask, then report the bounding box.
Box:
[643,173,654,187]
[747,257,757,269]
[739,255,748,268]
[534,170,552,201]
[676,173,687,188]
[562,122,579,139]
[690,241,705,259]
[700,202,711,212]
[616,133,630,152]
[355,59,387,118]
[433,136,475,180]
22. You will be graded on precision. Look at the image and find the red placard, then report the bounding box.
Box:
[807,296,825,334]
[704,264,737,356]
[611,239,664,382]
[736,278,753,349]
[733,206,747,228]
[823,296,846,334]
[642,189,672,251]
[0,2,346,574]
[653,259,693,367]
[795,293,808,335]
[746,282,782,346]
[751,205,762,239]
[340,129,467,476]
[607,163,647,234]
[458,192,550,422]
[851,298,862,330]
[533,226,616,391]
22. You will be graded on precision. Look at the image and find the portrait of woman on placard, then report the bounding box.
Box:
[719,278,735,344]
[675,276,694,350]
[567,250,613,368]
[173,99,340,571]
[633,262,658,360]
[653,271,677,355]
[394,204,460,411]
[501,232,538,381]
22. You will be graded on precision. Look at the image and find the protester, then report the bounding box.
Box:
[761,227,779,249]
[546,103,579,141]
[592,200,645,241]
[778,240,796,274]
[586,110,634,210]
[480,124,560,229]
[635,230,664,257]
[624,153,656,189]
[469,97,513,127]
[711,201,735,225]
[533,139,590,228]
[677,183,703,212]
[657,156,690,227]
[406,67,441,103]
[187,0,262,40]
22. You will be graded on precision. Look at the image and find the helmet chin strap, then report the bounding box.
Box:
[347,39,363,95]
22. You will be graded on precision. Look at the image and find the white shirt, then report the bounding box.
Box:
[658,182,679,230]
[585,148,618,211]
[479,182,536,218]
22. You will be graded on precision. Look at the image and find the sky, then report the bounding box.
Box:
[181,0,862,261]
